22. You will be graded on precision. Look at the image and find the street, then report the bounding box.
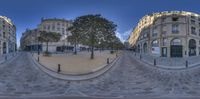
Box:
[0,52,200,98]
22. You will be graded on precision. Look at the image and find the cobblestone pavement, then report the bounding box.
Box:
[132,52,200,68]
[1,52,200,98]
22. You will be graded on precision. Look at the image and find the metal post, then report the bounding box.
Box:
[154,59,156,66]
[107,58,109,64]
[38,56,39,62]
[5,55,7,61]
[57,64,61,73]
[186,60,188,68]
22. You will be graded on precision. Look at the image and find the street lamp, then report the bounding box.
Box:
[98,41,101,52]
[38,37,40,55]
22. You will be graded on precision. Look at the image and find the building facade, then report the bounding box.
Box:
[38,18,73,52]
[20,18,88,52]
[128,11,200,57]
[20,29,42,51]
[0,16,16,54]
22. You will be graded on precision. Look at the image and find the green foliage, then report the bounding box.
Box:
[71,14,117,59]
[38,31,61,54]
[38,31,61,43]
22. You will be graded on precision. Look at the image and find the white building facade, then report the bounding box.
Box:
[0,16,16,54]
[38,18,73,52]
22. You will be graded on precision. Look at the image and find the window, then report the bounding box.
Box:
[191,27,196,35]
[3,32,5,38]
[57,27,60,31]
[3,25,5,29]
[162,18,166,22]
[163,38,167,46]
[47,25,50,30]
[162,31,167,36]
[171,39,181,45]
[191,15,196,19]
[152,40,159,47]
[191,20,195,25]
[52,25,55,30]
[172,24,179,33]
[152,26,157,37]
[172,17,178,21]
[199,29,200,36]
[144,33,147,38]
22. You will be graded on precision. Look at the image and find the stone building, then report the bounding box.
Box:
[20,18,88,52]
[0,16,16,54]
[20,29,41,51]
[128,11,200,57]
[38,18,73,52]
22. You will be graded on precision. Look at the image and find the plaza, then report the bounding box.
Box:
[33,51,118,75]
[1,0,200,98]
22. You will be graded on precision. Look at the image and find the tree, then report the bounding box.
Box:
[68,22,84,55]
[113,37,124,50]
[38,31,61,55]
[73,14,117,59]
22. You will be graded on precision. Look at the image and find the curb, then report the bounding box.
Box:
[30,53,120,81]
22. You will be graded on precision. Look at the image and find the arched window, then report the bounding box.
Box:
[143,43,147,53]
[171,38,181,45]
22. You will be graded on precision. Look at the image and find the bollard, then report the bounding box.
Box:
[135,52,136,56]
[116,53,118,57]
[5,56,7,61]
[186,60,188,68]
[107,58,110,64]
[38,56,40,62]
[57,64,61,73]
[154,59,156,66]
[140,55,142,60]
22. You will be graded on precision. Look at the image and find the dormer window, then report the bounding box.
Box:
[172,17,178,21]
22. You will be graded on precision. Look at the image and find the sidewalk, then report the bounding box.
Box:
[130,51,200,69]
[0,52,18,64]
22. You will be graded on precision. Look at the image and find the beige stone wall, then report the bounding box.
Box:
[129,11,200,57]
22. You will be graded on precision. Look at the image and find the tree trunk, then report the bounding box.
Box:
[91,45,94,59]
[46,42,49,53]
[90,33,95,59]
[74,42,77,55]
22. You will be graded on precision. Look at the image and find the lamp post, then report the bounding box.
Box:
[38,37,40,55]
[98,41,101,52]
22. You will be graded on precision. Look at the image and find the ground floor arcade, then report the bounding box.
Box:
[133,37,200,58]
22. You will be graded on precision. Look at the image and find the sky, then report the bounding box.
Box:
[0,0,200,47]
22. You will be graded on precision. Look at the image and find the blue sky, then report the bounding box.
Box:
[0,0,200,46]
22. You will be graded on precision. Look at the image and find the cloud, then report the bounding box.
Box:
[116,29,132,43]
